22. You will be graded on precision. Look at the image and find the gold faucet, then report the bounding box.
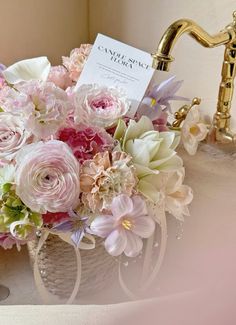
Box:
[152,12,236,145]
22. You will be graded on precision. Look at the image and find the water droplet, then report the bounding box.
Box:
[123,261,129,267]
[154,242,159,248]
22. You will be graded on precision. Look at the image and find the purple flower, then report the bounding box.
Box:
[90,195,155,257]
[53,211,89,247]
[137,76,189,121]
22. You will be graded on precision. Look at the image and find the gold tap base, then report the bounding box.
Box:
[208,127,236,145]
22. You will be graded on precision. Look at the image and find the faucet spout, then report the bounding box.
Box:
[152,19,232,71]
[152,12,236,145]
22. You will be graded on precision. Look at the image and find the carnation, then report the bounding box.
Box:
[57,124,114,163]
[80,151,137,212]
[62,44,92,82]
[74,84,130,128]
[15,140,81,213]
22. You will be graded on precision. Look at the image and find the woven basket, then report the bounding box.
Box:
[27,234,117,299]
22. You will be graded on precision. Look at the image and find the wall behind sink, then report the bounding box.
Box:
[89,0,236,124]
[0,0,88,65]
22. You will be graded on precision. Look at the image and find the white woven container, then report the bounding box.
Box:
[27,234,117,299]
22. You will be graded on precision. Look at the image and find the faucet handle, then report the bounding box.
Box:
[171,97,201,128]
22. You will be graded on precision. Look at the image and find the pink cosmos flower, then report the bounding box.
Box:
[47,65,73,90]
[90,195,155,257]
[62,44,92,82]
[15,140,80,214]
[57,124,114,163]
[74,84,130,128]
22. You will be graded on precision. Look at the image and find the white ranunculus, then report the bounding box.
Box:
[181,107,208,155]
[0,113,33,161]
[73,84,130,128]
[15,140,80,213]
[2,57,51,84]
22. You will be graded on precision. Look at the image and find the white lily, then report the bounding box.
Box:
[2,57,51,84]
[181,106,208,155]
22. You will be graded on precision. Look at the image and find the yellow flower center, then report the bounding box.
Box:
[122,219,132,230]
[151,98,157,107]
[190,125,199,136]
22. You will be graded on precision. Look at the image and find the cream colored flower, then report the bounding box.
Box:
[80,151,137,212]
[181,107,208,155]
[114,116,183,202]
[141,168,193,220]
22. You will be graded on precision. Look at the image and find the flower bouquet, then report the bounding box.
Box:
[0,44,204,302]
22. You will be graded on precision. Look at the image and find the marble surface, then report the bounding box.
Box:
[1,144,236,307]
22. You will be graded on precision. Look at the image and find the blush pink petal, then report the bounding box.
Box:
[124,231,143,257]
[104,228,127,256]
[90,215,116,238]
[132,216,155,238]
[111,194,133,219]
[130,195,148,218]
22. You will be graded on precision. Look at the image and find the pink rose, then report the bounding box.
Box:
[74,84,130,128]
[0,113,33,162]
[15,140,80,213]
[62,44,92,82]
[57,124,114,163]
[47,65,73,90]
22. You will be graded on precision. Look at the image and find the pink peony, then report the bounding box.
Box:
[90,195,155,257]
[47,65,73,90]
[57,124,114,163]
[15,140,80,214]
[74,84,130,128]
[62,44,92,82]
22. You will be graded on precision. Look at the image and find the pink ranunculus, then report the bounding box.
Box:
[15,140,80,214]
[90,195,155,257]
[62,44,92,82]
[74,84,130,128]
[47,65,73,90]
[57,124,114,163]
[0,113,33,162]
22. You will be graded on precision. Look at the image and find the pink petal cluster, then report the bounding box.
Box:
[17,81,70,139]
[15,140,80,214]
[74,84,130,128]
[47,65,73,90]
[0,113,33,161]
[90,195,155,257]
[62,44,92,82]
[57,124,114,163]
[0,233,26,251]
